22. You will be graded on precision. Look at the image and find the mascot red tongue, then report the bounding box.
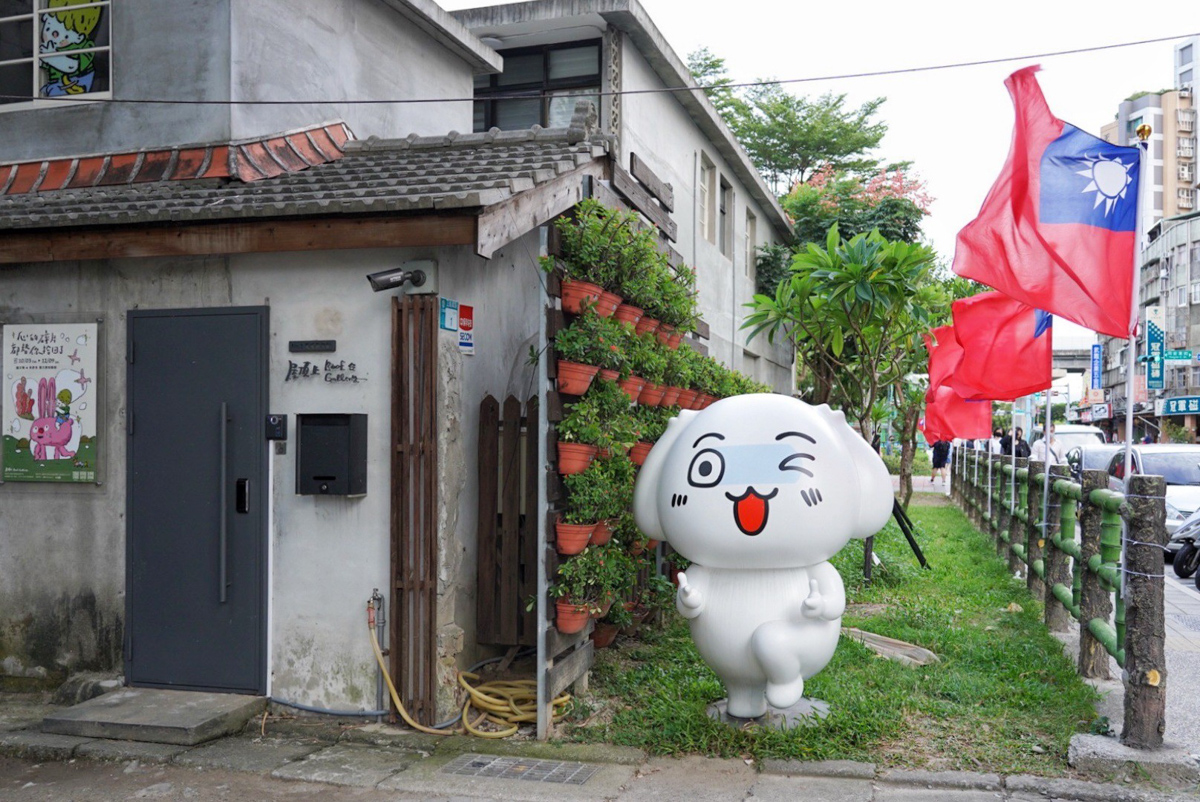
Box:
[733,489,771,536]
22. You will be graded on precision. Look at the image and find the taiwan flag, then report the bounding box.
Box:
[924,385,993,441]
[953,65,1139,338]
[925,325,964,390]
[948,291,1053,401]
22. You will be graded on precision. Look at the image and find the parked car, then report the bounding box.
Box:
[1065,443,1123,483]
[1030,423,1107,452]
[1105,444,1200,555]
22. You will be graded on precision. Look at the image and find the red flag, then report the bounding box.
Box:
[952,66,1139,338]
[948,291,1053,401]
[925,325,964,390]
[925,385,993,440]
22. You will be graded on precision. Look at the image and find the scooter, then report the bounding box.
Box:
[1171,509,1200,580]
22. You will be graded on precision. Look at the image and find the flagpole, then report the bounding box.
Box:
[1124,126,1150,480]
[1122,126,1151,597]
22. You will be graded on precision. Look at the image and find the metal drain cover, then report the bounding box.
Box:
[441,753,600,785]
[1169,613,1200,631]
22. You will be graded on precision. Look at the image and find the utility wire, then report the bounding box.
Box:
[1,32,1194,106]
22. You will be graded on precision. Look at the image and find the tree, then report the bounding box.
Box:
[743,227,940,443]
[782,165,932,248]
[687,50,890,195]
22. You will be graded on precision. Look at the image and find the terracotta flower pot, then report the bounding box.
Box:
[555,599,591,634]
[635,316,661,336]
[690,393,708,411]
[560,279,604,315]
[638,382,666,407]
[590,519,613,546]
[669,567,682,586]
[619,375,646,403]
[557,441,597,475]
[646,539,660,550]
[629,441,653,466]
[555,517,596,554]
[591,621,619,648]
[667,331,684,350]
[556,359,599,395]
[660,386,682,407]
[595,291,622,318]
[597,368,620,383]
[613,303,644,327]
[676,388,699,409]
[656,324,675,346]
[630,540,646,556]
[599,594,616,617]
[698,394,717,409]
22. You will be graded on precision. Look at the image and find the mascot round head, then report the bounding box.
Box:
[633,394,893,569]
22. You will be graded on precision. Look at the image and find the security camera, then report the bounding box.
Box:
[367,268,426,293]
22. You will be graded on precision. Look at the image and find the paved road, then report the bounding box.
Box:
[1,753,1195,802]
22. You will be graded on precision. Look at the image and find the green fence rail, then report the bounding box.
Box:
[948,445,1168,750]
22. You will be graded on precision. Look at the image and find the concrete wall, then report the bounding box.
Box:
[617,44,793,391]
[0,257,236,683]
[0,237,543,714]
[230,0,476,141]
[0,0,233,163]
[0,0,480,164]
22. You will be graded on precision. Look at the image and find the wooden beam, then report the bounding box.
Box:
[630,153,674,212]
[476,160,609,259]
[611,166,677,242]
[694,319,711,340]
[0,214,477,264]
[546,641,594,701]
[545,619,593,658]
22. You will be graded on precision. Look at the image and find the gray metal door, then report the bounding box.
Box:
[126,307,268,694]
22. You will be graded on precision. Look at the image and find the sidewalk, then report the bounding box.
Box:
[2,716,1198,801]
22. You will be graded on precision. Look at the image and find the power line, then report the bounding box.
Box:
[1,32,1194,106]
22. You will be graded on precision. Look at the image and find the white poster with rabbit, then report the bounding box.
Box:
[3,323,98,483]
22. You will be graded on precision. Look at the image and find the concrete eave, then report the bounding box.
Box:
[452,0,792,241]
[381,0,503,74]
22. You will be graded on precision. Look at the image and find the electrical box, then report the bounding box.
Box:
[296,414,367,497]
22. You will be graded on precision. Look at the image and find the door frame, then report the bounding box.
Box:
[124,306,270,695]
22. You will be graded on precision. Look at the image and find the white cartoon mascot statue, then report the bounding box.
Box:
[633,394,893,720]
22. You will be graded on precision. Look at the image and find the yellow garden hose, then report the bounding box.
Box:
[367,603,571,738]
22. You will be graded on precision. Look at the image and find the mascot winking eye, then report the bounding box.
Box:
[632,394,893,719]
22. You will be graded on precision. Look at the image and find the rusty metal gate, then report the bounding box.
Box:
[391,294,438,724]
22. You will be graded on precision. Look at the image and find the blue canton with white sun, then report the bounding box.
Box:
[1039,124,1139,233]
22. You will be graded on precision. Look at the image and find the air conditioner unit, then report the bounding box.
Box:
[1181,85,1193,98]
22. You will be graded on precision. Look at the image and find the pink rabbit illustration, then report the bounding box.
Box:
[30,377,75,460]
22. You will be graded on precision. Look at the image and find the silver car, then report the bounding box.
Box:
[1106,444,1200,554]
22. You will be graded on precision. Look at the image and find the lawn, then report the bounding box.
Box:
[565,497,1102,776]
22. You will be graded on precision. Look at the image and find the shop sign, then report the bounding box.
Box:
[1158,396,1200,416]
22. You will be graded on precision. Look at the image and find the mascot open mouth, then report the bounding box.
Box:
[724,487,778,536]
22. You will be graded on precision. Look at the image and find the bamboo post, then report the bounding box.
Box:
[1026,459,1046,597]
[1043,464,1071,632]
[995,457,1010,554]
[1121,474,1167,750]
[1009,459,1028,575]
[1077,471,1112,679]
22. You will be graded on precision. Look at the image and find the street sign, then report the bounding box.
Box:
[1165,349,1193,361]
[1146,306,1164,390]
[1090,344,1102,389]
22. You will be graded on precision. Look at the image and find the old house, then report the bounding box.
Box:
[0,0,792,730]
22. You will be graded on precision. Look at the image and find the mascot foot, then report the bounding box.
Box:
[765,676,805,709]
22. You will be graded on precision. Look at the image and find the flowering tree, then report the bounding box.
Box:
[783,165,933,248]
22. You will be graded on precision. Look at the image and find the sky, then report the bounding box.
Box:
[442,0,1197,348]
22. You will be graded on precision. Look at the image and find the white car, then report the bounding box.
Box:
[1106,444,1200,554]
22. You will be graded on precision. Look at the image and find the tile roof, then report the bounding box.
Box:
[0,125,611,232]
[0,122,354,195]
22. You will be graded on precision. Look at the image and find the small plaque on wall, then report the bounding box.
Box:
[289,340,336,353]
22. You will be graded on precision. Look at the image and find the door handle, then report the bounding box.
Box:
[219,402,229,604]
[236,479,250,514]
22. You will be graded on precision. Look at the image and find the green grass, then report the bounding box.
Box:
[566,500,1101,775]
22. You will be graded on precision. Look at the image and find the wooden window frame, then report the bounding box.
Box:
[473,39,602,132]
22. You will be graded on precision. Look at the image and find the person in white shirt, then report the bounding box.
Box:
[1030,424,1066,465]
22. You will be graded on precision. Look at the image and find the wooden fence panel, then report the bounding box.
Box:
[391,294,439,725]
[476,394,538,648]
